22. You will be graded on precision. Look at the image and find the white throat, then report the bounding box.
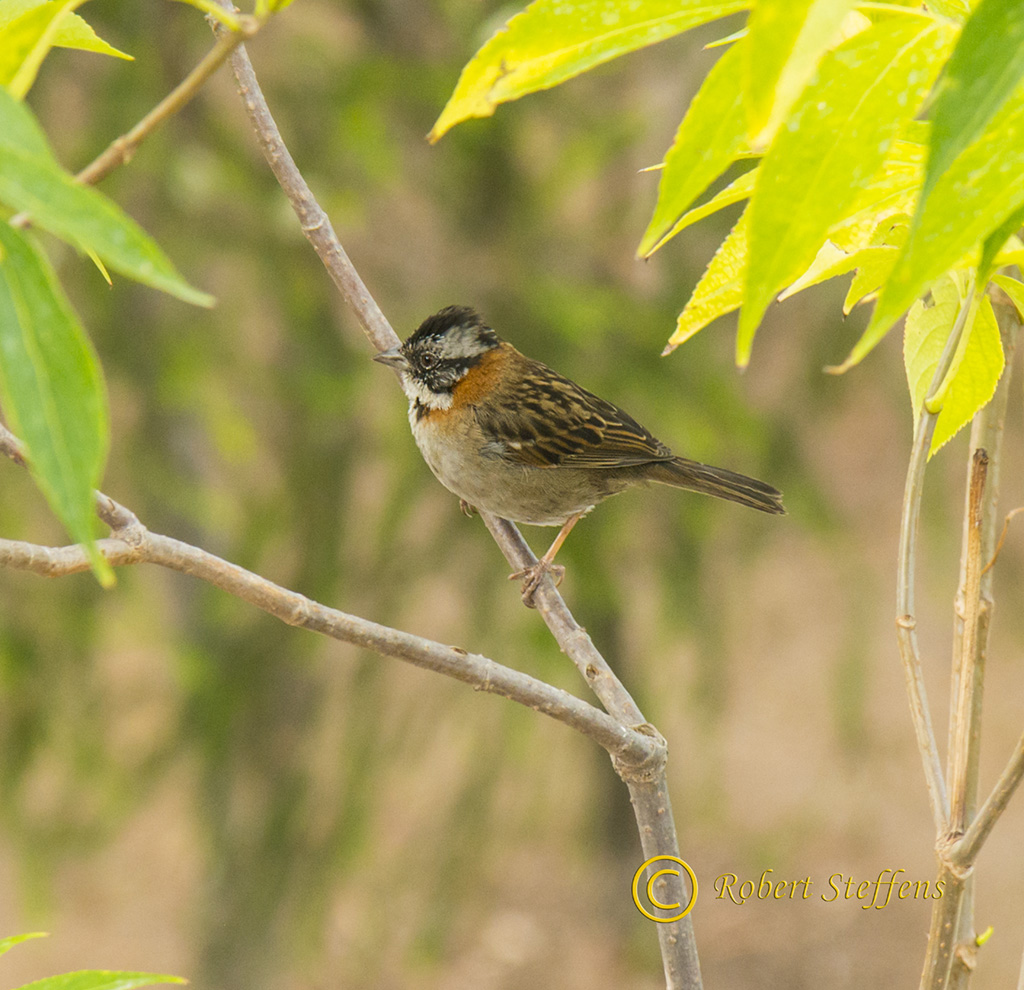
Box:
[402,372,453,412]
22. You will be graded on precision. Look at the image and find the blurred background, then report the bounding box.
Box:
[2,2,1024,988]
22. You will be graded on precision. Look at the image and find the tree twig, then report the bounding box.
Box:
[949,448,988,837]
[945,296,1020,990]
[9,11,261,232]
[896,282,977,839]
[214,16,700,988]
[951,728,1024,869]
[0,425,658,769]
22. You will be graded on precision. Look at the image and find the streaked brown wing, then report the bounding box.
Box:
[474,354,673,469]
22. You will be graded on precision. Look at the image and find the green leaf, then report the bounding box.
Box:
[0,90,213,306]
[665,206,749,354]
[903,276,1004,455]
[0,73,55,158]
[0,223,112,585]
[0,0,89,98]
[743,0,856,148]
[738,17,953,366]
[843,245,900,313]
[923,0,1024,204]
[979,200,1024,282]
[645,165,756,250]
[779,215,907,310]
[993,273,1024,319]
[638,39,747,258]
[428,0,749,142]
[827,135,924,251]
[0,933,48,957]
[865,83,1024,357]
[0,0,131,60]
[925,0,970,20]
[15,972,186,990]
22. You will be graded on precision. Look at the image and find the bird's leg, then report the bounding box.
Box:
[509,512,582,608]
[459,499,477,518]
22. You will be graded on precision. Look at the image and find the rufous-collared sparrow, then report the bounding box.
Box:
[375,306,784,605]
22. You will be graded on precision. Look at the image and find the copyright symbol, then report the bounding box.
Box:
[631,855,698,923]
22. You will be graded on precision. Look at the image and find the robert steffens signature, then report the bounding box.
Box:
[714,868,944,909]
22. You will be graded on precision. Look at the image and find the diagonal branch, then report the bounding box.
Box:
[896,282,977,837]
[214,18,699,989]
[218,25,647,731]
[0,425,655,768]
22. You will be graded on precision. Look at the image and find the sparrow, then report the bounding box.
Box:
[375,306,784,606]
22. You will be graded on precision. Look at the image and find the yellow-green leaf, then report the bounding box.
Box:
[992,273,1024,319]
[903,276,1004,456]
[0,0,88,98]
[638,38,748,258]
[429,0,749,142]
[0,0,131,60]
[645,166,756,250]
[0,933,48,957]
[743,0,855,148]
[665,207,749,354]
[865,83,1024,356]
[739,17,953,366]
[923,0,1024,206]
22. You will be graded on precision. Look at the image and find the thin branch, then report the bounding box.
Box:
[897,282,977,837]
[982,507,1024,575]
[944,298,1020,990]
[9,14,261,231]
[949,448,988,836]
[0,435,657,770]
[951,729,1024,869]
[219,26,649,734]
[919,290,1021,990]
[214,18,698,988]
[77,19,260,186]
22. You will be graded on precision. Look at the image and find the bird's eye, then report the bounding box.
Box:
[419,352,438,370]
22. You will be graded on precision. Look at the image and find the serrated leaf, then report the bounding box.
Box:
[744,0,855,148]
[738,17,953,366]
[828,136,925,250]
[904,277,1004,455]
[16,971,186,990]
[926,0,970,20]
[778,240,854,300]
[992,273,1024,319]
[0,0,88,98]
[0,0,131,60]
[844,246,900,313]
[638,39,747,258]
[0,90,212,306]
[0,932,48,957]
[645,165,756,250]
[0,223,112,585]
[428,0,749,142]
[865,82,1024,357]
[665,206,749,354]
[923,0,1024,204]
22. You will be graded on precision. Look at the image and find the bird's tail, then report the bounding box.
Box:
[645,457,785,515]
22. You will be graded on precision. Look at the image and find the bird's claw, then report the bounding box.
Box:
[509,559,565,608]
[459,499,477,518]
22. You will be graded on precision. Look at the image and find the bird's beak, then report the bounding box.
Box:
[373,347,409,371]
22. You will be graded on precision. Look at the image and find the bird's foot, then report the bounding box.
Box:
[509,559,566,608]
[459,499,477,518]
